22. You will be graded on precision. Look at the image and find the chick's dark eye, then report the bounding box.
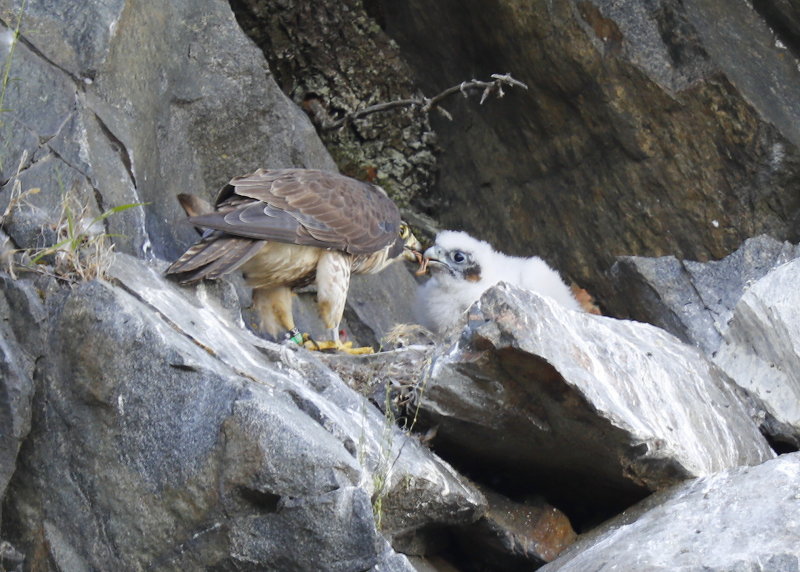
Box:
[452,251,466,263]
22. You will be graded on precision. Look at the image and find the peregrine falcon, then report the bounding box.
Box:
[415,230,581,333]
[167,168,420,353]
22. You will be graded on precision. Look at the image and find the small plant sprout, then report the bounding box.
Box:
[27,191,146,282]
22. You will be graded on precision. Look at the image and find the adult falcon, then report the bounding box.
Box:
[166,168,421,354]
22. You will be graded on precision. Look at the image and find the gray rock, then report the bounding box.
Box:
[0,274,41,526]
[0,0,335,264]
[2,255,483,569]
[541,452,800,571]
[418,284,772,512]
[116,255,486,538]
[228,487,386,571]
[455,487,577,570]
[714,257,800,448]
[610,235,800,355]
[344,263,422,349]
[0,540,24,572]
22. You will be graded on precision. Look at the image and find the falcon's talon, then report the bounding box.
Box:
[301,338,374,355]
[300,333,319,350]
[411,250,429,276]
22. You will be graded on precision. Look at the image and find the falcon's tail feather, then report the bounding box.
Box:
[177,193,215,237]
[166,234,266,283]
[177,193,213,218]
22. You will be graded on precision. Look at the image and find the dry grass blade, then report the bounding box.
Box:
[27,192,145,282]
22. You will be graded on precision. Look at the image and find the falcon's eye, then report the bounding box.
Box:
[452,251,466,263]
[399,224,410,239]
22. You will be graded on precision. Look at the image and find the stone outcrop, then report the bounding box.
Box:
[413,285,773,523]
[609,236,800,450]
[540,452,800,571]
[715,257,800,450]
[1,257,484,570]
[0,275,38,529]
[609,235,800,355]
[0,0,459,567]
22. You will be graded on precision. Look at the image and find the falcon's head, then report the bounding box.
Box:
[422,231,497,284]
[396,223,423,262]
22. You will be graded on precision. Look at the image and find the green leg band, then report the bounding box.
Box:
[287,328,303,345]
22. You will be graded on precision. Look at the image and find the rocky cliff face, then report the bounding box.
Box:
[2,0,800,570]
[372,0,800,308]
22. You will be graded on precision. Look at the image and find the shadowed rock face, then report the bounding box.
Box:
[229,0,438,208]
[0,276,39,530]
[370,0,800,307]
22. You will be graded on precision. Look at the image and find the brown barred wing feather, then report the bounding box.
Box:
[166,231,266,283]
[207,169,402,255]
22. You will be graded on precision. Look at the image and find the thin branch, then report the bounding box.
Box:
[322,73,528,130]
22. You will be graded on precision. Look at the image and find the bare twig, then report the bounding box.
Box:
[322,73,528,130]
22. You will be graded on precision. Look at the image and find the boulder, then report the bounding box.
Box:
[609,235,800,355]
[415,284,773,525]
[1,255,484,569]
[0,275,40,524]
[454,487,577,571]
[541,452,800,571]
[714,257,800,449]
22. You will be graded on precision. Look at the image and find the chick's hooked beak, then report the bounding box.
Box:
[413,244,448,276]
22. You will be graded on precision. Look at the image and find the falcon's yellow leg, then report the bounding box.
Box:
[301,251,374,354]
[252,286,300,341]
